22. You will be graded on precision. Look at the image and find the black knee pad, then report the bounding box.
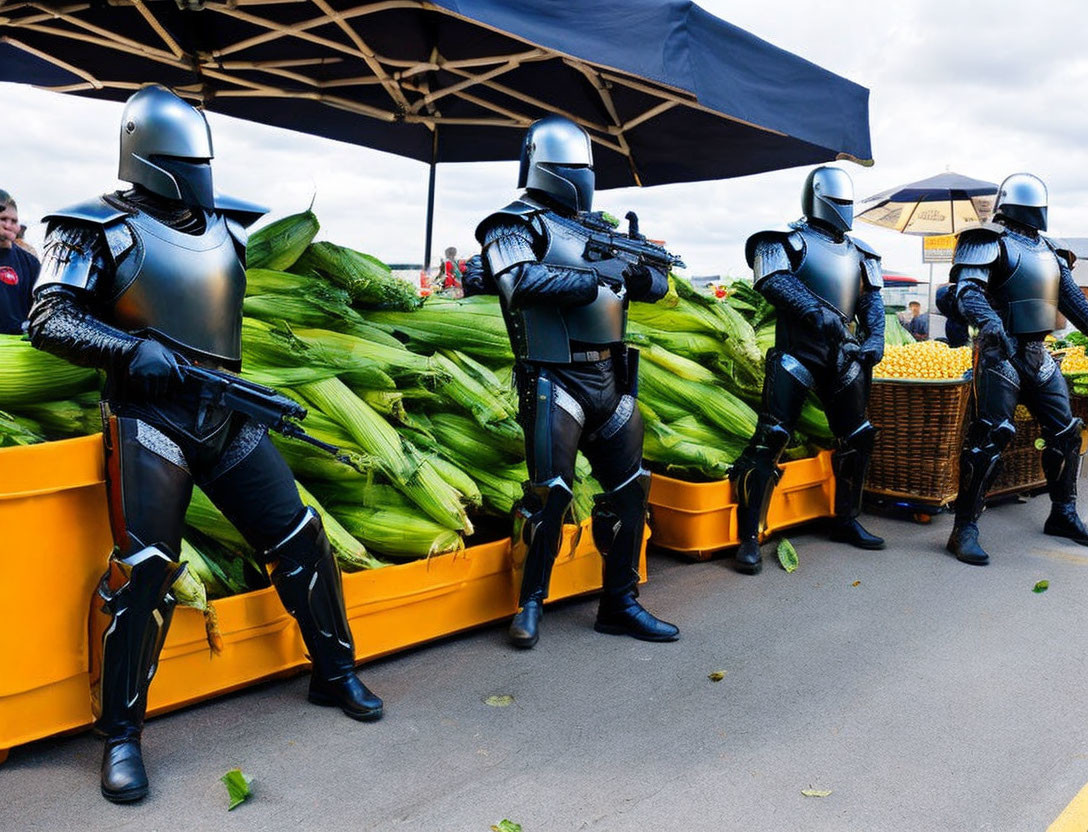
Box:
[265,506,327,569]
[591,468,650,555]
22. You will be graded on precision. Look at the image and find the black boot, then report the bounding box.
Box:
[950,418,1016,566]
[1044,502,1088,545]
[830,423,884,550]
[269,508,382,722]
[508,480,568,648]
[509,599,544,649]
[829,517,885,550]
[592,471,679,642]
[730,421,791,576]
[94,545,184,804]
[734,537,763,574]
[1041,421,1088,545]
[947,522,990,565]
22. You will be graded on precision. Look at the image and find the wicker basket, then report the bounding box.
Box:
[986,404,1045,498]
[865,377,973,506]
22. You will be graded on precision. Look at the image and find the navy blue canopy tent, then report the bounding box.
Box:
[0,0,872,263]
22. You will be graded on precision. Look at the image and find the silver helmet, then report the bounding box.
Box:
[994,172,1047,232]
[118,85,214,209]
[802,166,854,233]
[518,115,594,213]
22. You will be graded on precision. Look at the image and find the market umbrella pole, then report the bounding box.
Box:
[423,128,438,274]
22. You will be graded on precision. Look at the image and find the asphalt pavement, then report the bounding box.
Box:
[4,494,1088,831]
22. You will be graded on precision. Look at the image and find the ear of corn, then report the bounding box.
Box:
[331,505,464,559]
[292,241,421,310]
[0,335,100,407]
[294,480,386,571]
[246,209,319,271]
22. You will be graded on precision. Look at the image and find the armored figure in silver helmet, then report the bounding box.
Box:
[473,114,679,648]
[28,85,383,805]
[945,173,1088,565]
[730,166,887,575]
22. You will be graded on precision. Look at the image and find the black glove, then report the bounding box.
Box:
[126,339,182,397]
[598,270,626,295]
[621,263,653,299]
[801,304,848,342]
[836,338,861,375]
[461,254,495,297]
[858,338,884,368]
[977,319,1017,361]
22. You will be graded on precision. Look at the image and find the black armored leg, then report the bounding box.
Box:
[95,545,185,804]
[509,477,572,648]
[827,421,885,550]
[591,468,679,642]
[1042,420,1088,545]
[268,507,383,721]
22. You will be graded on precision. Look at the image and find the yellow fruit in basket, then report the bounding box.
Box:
[1060,346,1088,374]
[873,341,973,380]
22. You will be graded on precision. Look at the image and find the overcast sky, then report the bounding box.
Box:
[2,0,1087,290]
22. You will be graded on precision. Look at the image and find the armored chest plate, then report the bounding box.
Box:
[110,211,246,366]
[995,234,1060,334]
[539,212,625,345]
[794,228,863,320]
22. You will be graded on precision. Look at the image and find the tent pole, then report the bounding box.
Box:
[423,128,438,273]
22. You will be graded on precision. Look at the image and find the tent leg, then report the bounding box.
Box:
[423,159,436,274]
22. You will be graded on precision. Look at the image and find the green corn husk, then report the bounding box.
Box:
[440,349,509,399]
[331,505,464,559]
[290,326,432,382]
[357,389,406,420]
[246,209,320,271]
[667,415,748,460]
[640,414,735,480]
[639,360,758,439]
[625,322,723,360]
[430,352,512,425]
[295,480,385,571]
[176,539,224,653]
[180,526,268,597]
[271,432,373,482]
[0,409,46,446]
[640,343,721,384]
[799,397,834,441]
[457,462,527,516]
[366,303,514,361]
[0,335,101,407]
[299,377,414,480]
[292,242,421,310]
[244,294,393,343]
[428,412,518,469]
[13,391,101,438]
[245,268,351,306]
[299,378,471,532]
[424,453,483,508]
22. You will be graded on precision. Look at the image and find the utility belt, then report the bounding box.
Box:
[515,344,639,395]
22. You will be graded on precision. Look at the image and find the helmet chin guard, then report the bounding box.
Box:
[519,115,595,213]
[802,166,854,233]
[119,84,215,210]
[994,172,1048,232]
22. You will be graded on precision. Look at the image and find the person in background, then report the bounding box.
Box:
[905,300,929,340]
[946,173,1088,565]
[0,190,40,334]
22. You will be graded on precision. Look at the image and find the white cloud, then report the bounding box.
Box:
[3,0,1087,305]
